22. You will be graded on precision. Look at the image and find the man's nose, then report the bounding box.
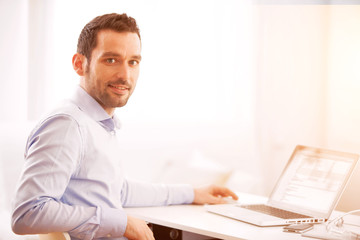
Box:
[116,62,131,80]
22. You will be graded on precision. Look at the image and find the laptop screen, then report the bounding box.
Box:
[269,145,358,218]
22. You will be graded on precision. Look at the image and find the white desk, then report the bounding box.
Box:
[125,204,316,240]
[125,193,321,240]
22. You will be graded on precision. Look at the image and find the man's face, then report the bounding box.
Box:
[81,30,142,115]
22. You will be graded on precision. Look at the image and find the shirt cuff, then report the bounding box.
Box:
[96,206,128,238]
[168,184,194,205]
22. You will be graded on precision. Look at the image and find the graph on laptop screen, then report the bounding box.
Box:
[270,147,355,215]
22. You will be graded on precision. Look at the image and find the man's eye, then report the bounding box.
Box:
[106,58,116,64]
[129,60,139,66]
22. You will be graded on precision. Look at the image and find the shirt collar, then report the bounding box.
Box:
[71,86,121,132]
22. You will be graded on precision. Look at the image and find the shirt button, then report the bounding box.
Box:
[110,130,115,135]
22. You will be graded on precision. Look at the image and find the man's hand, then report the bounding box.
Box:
[193,184,238,205]
[124,215,154,240]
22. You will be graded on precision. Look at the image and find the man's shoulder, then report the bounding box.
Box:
[25,100,86,158]
[36,99,90,130]
[50,99,83,118]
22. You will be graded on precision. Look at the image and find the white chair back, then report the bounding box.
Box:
[38,232,70,240]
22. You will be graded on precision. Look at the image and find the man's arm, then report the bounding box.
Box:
[11,115,128,239]
[121,179,238,207]
[121,179,194,207]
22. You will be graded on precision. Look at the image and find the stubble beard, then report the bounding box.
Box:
[84,64,133,110]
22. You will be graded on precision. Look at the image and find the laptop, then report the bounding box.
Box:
[206,145,359,226]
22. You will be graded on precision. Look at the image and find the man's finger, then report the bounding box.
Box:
[213,186,238,200]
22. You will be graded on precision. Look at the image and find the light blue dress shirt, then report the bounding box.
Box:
[11,86,194,240]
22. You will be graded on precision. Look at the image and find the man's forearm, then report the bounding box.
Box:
[12,197,128,239]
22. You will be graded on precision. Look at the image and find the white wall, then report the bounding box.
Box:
[0,0,28,122]
[325,5,360,212]
[253,4,329,195]
[253,4,360,211]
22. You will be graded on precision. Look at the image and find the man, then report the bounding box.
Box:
[11,13,238,240]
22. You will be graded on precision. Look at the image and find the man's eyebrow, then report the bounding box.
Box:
[101,52,142,61]
[101,52,120,57]
[132,55,142,61]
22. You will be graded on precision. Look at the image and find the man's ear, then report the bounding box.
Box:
[72,53,87,76]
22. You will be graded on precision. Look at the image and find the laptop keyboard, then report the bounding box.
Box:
[240,204,311,219]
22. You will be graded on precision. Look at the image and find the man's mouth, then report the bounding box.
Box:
[109,84,130,94]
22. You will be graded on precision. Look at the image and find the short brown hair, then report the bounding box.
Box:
[77,13,141,61]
